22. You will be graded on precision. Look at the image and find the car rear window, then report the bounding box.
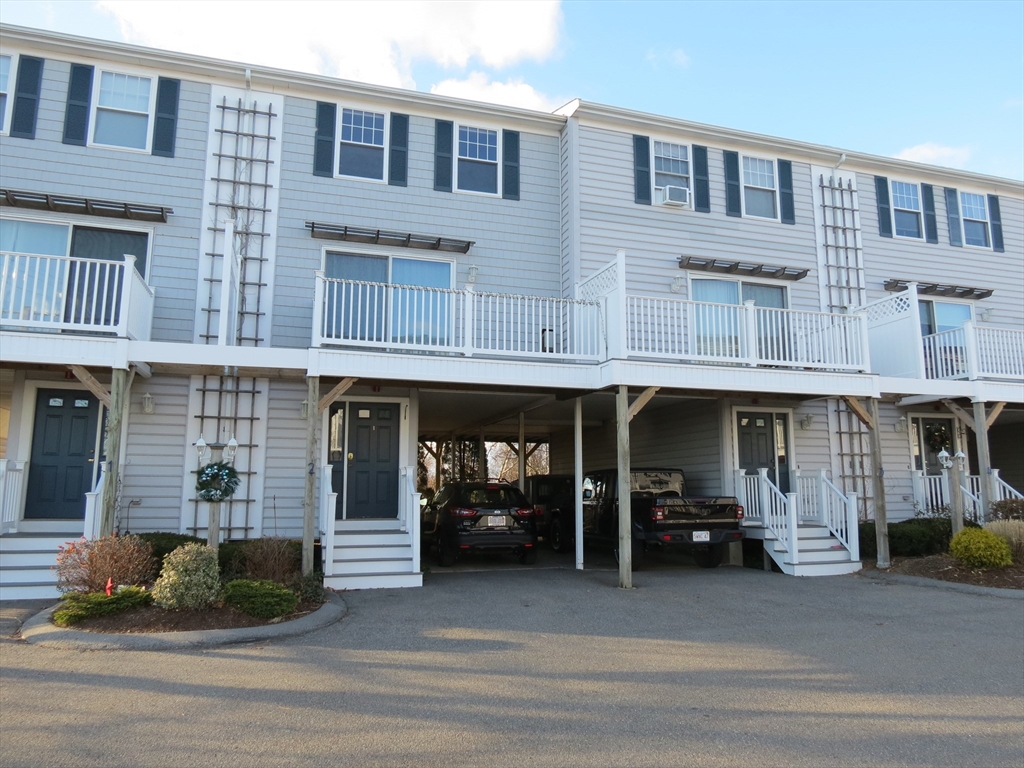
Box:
[533,477,573,502]
[458,487,528,507]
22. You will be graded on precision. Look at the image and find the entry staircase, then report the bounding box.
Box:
[0,525,80,600]
[736,469,862,577]
[319,465,423,590]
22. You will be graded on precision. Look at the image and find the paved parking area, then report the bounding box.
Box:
[1,564,1021,767]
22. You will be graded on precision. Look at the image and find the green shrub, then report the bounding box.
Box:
[52,586,152,627]
[949,528,1013,569]
[55,534,157,594]
[137,533,204,569]
[151,543,221,610]
[289,571,326,604]
[860,517,980,560]
[986,520,1024,564]
[988,498,1024,522]
[223,579,298,619]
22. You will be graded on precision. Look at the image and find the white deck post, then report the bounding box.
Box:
[973,400,993,519]
[964,321,980,380]
[574,396,584,571]
[817,468,829,526]
[847,492,860,561]
[786,492,799,565]
[616,385,631,589]
[743,300,759,366]
[117,255,136,338]
[312,270,325,346]
[463,285,475,356]
[518,412,526,490]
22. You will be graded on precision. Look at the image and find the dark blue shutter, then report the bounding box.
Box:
[434,120,453,192]
[724,151,741,217]
[692,145,710,213]
[921,184,938,243]
[633,135,651,205]
[944,188,962,247]
[10,56,44,139]
[151,77,180,157]
[874,176,893,238]
[778,159,795,224]
[989,195,1004,253]
[62,64,93,146]
[502,129,520,200]
[388,113,408,187]
[313,102,336,178]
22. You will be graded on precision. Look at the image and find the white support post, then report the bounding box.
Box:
[949,459,965,536]
[312,270,325,346]
[743,300,759,367]
[817,468,829,527]
[518,412,526,490]
[786,492,799,565]
[616,385,632,589]
[574,396,584,571]
[757,468,770,528]
[973,400,993,519]
[857,313,871,372]
[906,284,927,379]
[463,285,475,357]
[117,255,136,338]
[848,492,860,561]
[964,321,980,380]
[616,250,628,360]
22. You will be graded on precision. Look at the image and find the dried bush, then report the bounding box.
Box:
[55,535,157,594]
[988,498,1024,522]
[949,528,1012,569]
[986,520,1024,564]
[241,538,301,584]
[289,571,326,604]
[151,543,221,610]
[223,579,298,619]
[53,586,152,627]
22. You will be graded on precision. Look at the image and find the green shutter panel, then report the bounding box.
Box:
[10,56,44,139]
[874,176,893,238]
[633,135,651,205]
[988,195,1004,253]
[151,77,180,157]
[502,129,520,200]
[388,113,408,187]
[313,102,336,178]
[921,184,938,243]
[944,188,962,247]
[724,151,741,217]
[778,159,795,224]
[434,120,453,192]
[62,64,93,146]
[692,145,710,212]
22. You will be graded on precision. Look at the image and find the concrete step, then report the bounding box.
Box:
[333,544,414,560]
[789,561,863,577]
[334,531,411,547]
[335,519,403,533]
[784,549,855,565]
[331,557,414,575]
[324,572,423,591]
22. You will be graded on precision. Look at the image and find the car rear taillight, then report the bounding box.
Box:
[515,507,534,516]
[533,505,543,516]
[736,505,744,520]
[451,507,478,517]
[651,506,665,521]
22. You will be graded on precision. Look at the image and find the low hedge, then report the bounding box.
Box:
[137,533,204,569]
[949,528,1012,568]
[860,517,980,559]
[223,579,298,619]
[52,586,152,627]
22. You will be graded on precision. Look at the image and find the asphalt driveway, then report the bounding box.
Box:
[1,564,1021,767]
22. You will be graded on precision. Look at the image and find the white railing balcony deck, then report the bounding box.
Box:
[312,273,604,361]
[0,251,155,341]
[625,296,870,371]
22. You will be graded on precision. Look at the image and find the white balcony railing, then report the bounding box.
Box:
[0,459,27,535]
[0,251,154,340]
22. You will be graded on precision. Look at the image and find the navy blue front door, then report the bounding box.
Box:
[25,389,100,519]
[344,403,400,519]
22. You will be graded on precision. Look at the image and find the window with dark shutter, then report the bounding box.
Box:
[633,135,651,205]
[921,184,938,243]
[388,113,408,186]
[874,176,893,238]
[692,145,710,213]
[778,159,795,225]
[10,55,43,139]
[62,64,93,146]
[313,102,336,178]
[989,195,1004,253]
[724,151,741,217]
[434,119,453,192]
[502,129,519,200]
[151,77,179,157]
[944,188,962,247]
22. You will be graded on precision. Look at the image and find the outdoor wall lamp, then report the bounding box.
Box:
[141,392,155,414]
[895,416,908,433]
[300,399,309,420]
[224,436,239,463]
[467,265,479,283]
[800,413,814,430]
[980,308,993,322]
[195,434,209,462]
[670,276,685,293]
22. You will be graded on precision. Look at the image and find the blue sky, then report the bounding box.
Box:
[3,0,1022,179]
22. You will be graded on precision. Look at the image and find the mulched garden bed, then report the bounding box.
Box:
[863,554,1024,590]
[64,599,326,634]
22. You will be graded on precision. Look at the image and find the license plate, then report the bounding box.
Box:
[487,515,507,527]
[693,530,710,542]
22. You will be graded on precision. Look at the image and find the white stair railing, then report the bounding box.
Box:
[82,464,107,540]
[912,470,950,514]
[819,471,859,559]
[734,469,763,525]
[994,469,1023,502]
[961,482,983,523]
[0,459,26,535]
[795,470,823,523]
[399,466,421,575]
[319,465,337,577]
[756,468,799,564]
[973,325,1024,379]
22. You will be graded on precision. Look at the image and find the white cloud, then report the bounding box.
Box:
[430,72,561,111]
[96,0,563,90]
[645,47,690,70]
[894,142,972,169]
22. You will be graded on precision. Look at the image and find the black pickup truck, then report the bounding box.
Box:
[547,468,744,568]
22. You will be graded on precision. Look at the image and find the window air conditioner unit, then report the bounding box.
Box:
[659,185,690,207]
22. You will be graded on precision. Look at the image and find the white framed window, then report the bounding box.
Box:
[337,107,387,181]
[918,299,972,337]
[457,124,499,195]
[89,70,157,151]
[0,53,14,135]
[890,180,922,239]
[654,141,690,191]
[959,192,991,248]
[742,156,777,219]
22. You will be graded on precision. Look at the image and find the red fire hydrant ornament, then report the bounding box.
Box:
[105,577,113,597]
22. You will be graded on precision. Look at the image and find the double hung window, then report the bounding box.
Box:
[959,193,990,248]
[339,108,386,180]
[92,71,155,150]
[890,181,922,239]
[742,157,777,219]
[0,54,11,134]
[457,125,498,194]
[653,141,689,193]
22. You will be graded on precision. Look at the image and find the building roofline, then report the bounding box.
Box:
[0,23,567,133]
[559,99,1024,196]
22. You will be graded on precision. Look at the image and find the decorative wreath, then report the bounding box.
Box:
[196,461,240,502]
[925,425,952,453]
